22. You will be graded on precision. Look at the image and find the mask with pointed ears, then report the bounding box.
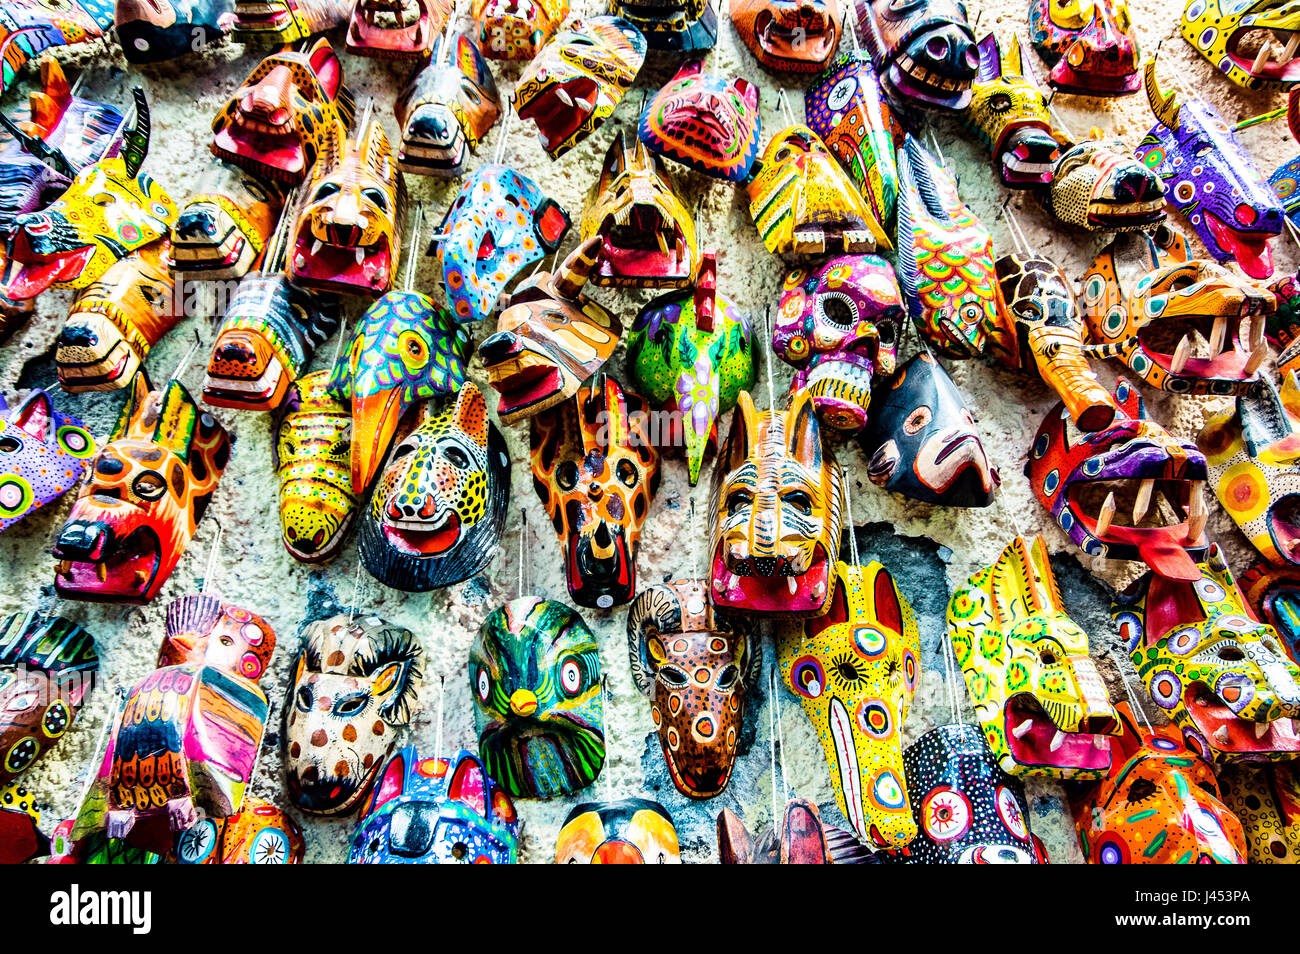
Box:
[859,0,979,110]
[965,33,1061,188]
[1027,0,1140,94]
[395,32,501,178]
[730,0,842,71]
[639,60,761,182]
[346,0,452,60]
[1045,131,1165,232]
[472,0,567,59]
[0,389,94,532]
[717,799,834,863]
[171,159,282,280]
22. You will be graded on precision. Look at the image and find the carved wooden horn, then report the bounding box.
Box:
[1143,58,1180,133]
[553,235,601,299]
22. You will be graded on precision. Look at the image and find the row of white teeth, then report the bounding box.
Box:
[1011,718,1109,750]
[1166,314,1267,376]
[712,572,824,598]
[894,53,968,91]
[793,229,875,253]
[552,87,597,113]
[1252,30,1300,73]
[1004,155,1052,174]
[807,360,872,388]
[1094,479,1207,540]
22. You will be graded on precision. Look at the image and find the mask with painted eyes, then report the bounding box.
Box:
[860,0,979,111]
[1045,132,1166,232]
[0,0,112,96]
[472,0,567,59]
[965,33,1061,188]
[1218,762,1300,863]
[171,797,305,864]
[627,578,760,798]
[115,0,232,63]
[171,159,282,280]
[231,0,350,42]
[1113,543,1300,763]
[1239,559,1300,665]
[1027,0,1140,95]
[1271,91,1300,229]
[1182,0,1300,90]
[0,389,94,532]
[396,32,501,177]
[285,613,425,816]
[513,16,647,160]
[730,0,842,71]
[346,0,452,60]
[469,597,605,799]
[639,59,761,182]
[859,352,999,507]
[349,747,519,863]
[555,798,681,862]
[530,373,659,609]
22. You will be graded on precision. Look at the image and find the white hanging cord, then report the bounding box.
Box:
[840,464,859,566]
[200,520,224,595]
[348,557,364,622]
[764,306,777,411]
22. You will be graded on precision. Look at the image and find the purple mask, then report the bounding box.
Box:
[0,390,95,532]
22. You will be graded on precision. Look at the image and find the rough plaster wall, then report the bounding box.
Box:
[1,0,1295,864]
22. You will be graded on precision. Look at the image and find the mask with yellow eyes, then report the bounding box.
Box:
[1182,0,1300,90]
[1028,0,1140,95]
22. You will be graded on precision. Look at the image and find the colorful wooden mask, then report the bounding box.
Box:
[0,0,113,94]
[608,0,715,51]
[472,0,566,59]
[1182,0,1300,89]
[115,0,232,63]
[513,16,647,160]
[434,164,570,325]
[748,125,890,256]
[1238,560,1300,663]
[53,373,231,604]
[173,797,305,864]
[0,781,48,864]
[1027,0,1139,94]
[859,352,999,507]
[895,136,998,358]
[781,560,920,849]
[1270,90,1300,225]
[1114,544,1300,762]
[709,388,845,618]
[171,160,282,279]
[627,579,758,799]
[860,0,979,110]
[1027,378,1210,580]
[285,613,424,815]
[210,40,355,187]
[638,60,761,183]
[478,237,621,425]
[203,276,341,411]
[0,390,94,532]
[774,253,903,433]
[350,747,519,863]
[0,613,97,784]
[1072,703,1247,864]
[717,799,834,863]
[1136,60,1285,280]
[627,277,755,485]
[555,798,681,862]
[360,383,511,592]
[582,131,698,289]
[470,597,605,799]
[902,722,1045,863]
[4,93,175,300]
[1044,132,1166,232]
[272,371,358,563]
[346,0,452,60]
[966,33,1060,188]
[530,373,660,609]
[804,52,898,227]
[231,0,349,42]
[730,0,841,71]
[1219,762,1300,862]
[395,32,501,178]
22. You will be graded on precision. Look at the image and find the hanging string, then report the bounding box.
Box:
[517,507,527,600]
[169,328,203,384]
[764,306,777,411]
[942,633,960,724]
[200,519,224,595]
[776,88,796,127]
[601,675,614,802]
[347,557,364,623]
[840,463,859,566]
[1112,655,1154,734]
[404,206,424,292]
[493,106,513,165]
[772,667,790,803]
[435,675,446,757]
[767,665,780,827]
[689,497,700,578]
[926,128,947,169]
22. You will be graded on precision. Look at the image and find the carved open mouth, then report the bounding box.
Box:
[1185,682,1300,755]
[885,52,972,111]
[1227,26,1300,83]
[484,352,562,417]
[999,128,1059,186]
[53,522,161,603]
[755,10,834,64]
[4,239,94,299]
[790,218,878,255]
[1066,472,1207,577]
[289,766,365,813]
[1205,210,1276,280]
[215,122,303,183]
[803,343,875,431]
[1086,194,1166,230]
[382,509,462,556]
[348,0,429,55]
[710,542,831,614]
[516,77,602,155]
[292,227,392,294]
[596,203,690,285]
[57,333,134,390]
[1136,309,1265,384]
[1003,694,1112,771]
[234,2,294,30]
[203,354,286,409]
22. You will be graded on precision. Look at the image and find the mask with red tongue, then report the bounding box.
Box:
[1027,377,1210,581]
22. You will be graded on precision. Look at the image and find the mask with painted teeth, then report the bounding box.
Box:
[964,33,1061,188]
[170,160,282,280]
[231,0,350,42]
[0,390,95,534]
[556,798,681,862]
[347,0,452,60]
[1027,0,1139,95]
[1044,131,1166,232]
[948,535,1120,779]
[513,16,646,160]
[1136,59,1284,279]
[608,0,717,50]
[1183,0,1300,90]
[638,59,762,182]
[1114,543,1300,763]
[1219,762,1300,863]
[115,0,232,64]
[730,0,842,71]
[860,351,999,507]
[395,32,501,178]
[774,253,902,433]
[858,0,979,111]
[472,0,567,59]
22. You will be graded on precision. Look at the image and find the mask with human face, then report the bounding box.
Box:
[965,33,1060,188]
[172,797,305,864]
[1218,762,1300,863]
[115,0,232,63]
[1045,132,1166,232]
[230,0,350,42]
[472,0,567,59]
[469,597,605,799]
[346,0,452,60]
[607,0,716,51]
[639,60,761,182]
[730,0,841,71]
[1027,0,1140,95]
[555,798,681,862]
[0,389,94,532]
[1181,0,1300,90]
[285,613,424,815]
[171,160,282,280]
[861,0,979,110]
[396,32,501,177]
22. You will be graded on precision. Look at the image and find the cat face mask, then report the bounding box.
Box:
[639,60,761,182]
[0,390,94,533]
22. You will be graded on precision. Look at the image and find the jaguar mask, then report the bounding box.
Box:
[859,352,999,507]
[472,0,566,59]
[272,370,359,563]
[1027,378,1210,580]
[285,613,424,815]
[530,373,659,609]
[709,387,845,618]
[965,33,1061,188]
[607,0,716,51]
[582,131,698,289]
[1044,131,1166,232]
[171,159,282,279]
[860,0,979,111]
[627,578,759,799]
[1072,702,1247,864]
[781,560,921,849]
[730,0,842,71]
[0,389,94,532]
[115,0,232,63]
[52,373,231,604]
[469,597,605,799]
[638,60,761,183]
[0,0,113,95]
[477,237,621,425]
[231,0,350,42]
[171,797,305,864]
[1136,59,1284,279]
[948,535,1120,779]
[395,32,501,177]
[1219,762,1300,862]
[1114,544,1300,762]
[513,16,647,160]
[1182,0,1300,89]
[434,163,570,325]
[774,253,903,433]
[895,136,998,358]
[555,798,681,862]
[346,0,452,60]
[747,124,890,256]
[1028,0,1140,94]
[0,613,98,785]
[360,382,511,593]
[210,39,355,186]
[349,747,519,863]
